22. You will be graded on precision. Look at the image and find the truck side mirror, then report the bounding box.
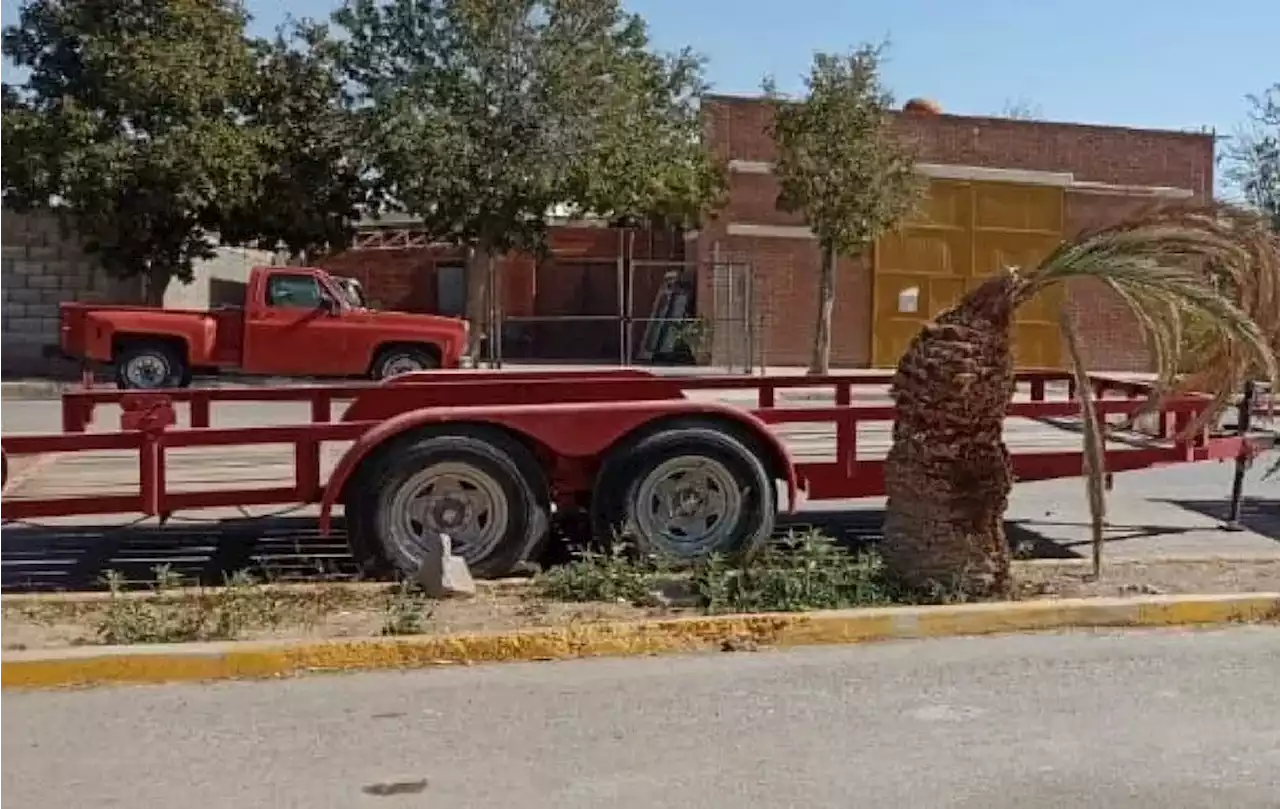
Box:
[319,295,340,315]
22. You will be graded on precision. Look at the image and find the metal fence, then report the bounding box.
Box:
[490,257,765,372]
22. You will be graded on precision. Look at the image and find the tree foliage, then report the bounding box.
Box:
[219,20,379,261]
[329,0,723,350]
[766,45,923,373]
[1225,84,1279,233]
[1,0,265,301]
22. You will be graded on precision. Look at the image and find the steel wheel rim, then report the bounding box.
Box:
[632,455,743,557]
[125,353,169,389]
[382,355,426,377]
[383,461,510,569]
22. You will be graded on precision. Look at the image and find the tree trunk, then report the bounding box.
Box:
[465,243,494,360]
[808,243,836,375]
[142,270,172,307]
[879,273,1020,598]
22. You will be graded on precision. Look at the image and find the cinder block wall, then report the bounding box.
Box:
[1,211,276,377]
[2,212,141,376]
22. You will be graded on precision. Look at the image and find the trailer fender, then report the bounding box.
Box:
[317,402,799,534]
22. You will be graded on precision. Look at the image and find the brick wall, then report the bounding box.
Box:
[699,95,1216,371]
[319,225,686,362]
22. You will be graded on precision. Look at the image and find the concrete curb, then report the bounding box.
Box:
[4,593,1277,691]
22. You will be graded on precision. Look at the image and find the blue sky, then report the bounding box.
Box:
[641,0,1272,137]
[2,0,1273,137]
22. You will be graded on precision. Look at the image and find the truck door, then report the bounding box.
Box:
[242,271,359,377]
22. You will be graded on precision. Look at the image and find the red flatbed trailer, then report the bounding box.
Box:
[1,370,1272,578]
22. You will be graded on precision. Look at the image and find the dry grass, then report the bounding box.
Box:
[4,556,1278,652]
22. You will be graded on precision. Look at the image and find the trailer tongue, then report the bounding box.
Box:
[2,370,1272,579]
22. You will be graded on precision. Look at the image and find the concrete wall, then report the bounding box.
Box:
[160,246,274,311]
[1,211,274,377]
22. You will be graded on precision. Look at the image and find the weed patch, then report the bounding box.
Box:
[535,544,664,605]
[92,566,350,645]
[536,531,899,614]
[381,581,434,636]
[696,532,895,613]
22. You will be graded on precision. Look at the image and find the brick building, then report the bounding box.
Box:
[689,95,1215,371]
[323,95,1211,371]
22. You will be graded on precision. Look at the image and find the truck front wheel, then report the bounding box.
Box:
[344,427,550,579]
[371,346,439,380]
[591,426,777,562]
[115,342,188,390]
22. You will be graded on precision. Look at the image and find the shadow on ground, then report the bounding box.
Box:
[2,506,1246,593]
[1161,498,1280,542]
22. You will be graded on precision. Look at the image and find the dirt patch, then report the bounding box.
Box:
[1015,559,1280,599]
[3,559,1278,652]
[0,584,672,651]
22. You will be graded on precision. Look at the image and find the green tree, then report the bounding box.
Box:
[218,20,379,262]
[1,0,265,303]
[330,0,723,355]
[766,44,924,374]
[1225,84,1279,232]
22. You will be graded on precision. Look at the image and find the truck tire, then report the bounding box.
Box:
[371,346,439,380]
[115,342,187,390]
[344,427,550,579]
[591,426,777,562]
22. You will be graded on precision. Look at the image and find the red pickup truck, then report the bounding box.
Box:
[60,266,470,389]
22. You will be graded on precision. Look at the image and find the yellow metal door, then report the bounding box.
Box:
[972,183,1064,369]
[871,181,972,367]
[871,179,1065,369]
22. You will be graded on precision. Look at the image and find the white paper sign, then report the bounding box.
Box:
[897,286,920,314]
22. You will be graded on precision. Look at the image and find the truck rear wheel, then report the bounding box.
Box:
[344,427,550,579]
[115,342,188,390]
[371,346,439,380]
[591,426,777,562]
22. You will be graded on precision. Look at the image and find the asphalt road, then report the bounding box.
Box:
[5,627,1280,808]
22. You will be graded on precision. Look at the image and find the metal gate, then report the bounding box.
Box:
[493,256,764,372]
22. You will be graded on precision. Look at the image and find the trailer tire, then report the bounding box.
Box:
[114,342,187,390]
[344,427,549,579]
[591,426,776,562]
[371,345,439,380]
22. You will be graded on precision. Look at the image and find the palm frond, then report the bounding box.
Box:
[1019,201,1280,435]
[1059,311,1106,578]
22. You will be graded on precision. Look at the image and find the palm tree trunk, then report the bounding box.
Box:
[809,243,836,375]
[880,273,1020,598]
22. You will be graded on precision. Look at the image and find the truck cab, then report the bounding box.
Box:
[240,266,467,379]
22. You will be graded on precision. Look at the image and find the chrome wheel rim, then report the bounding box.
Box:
[383,461,510,569]
[382,355,427,377]
[632,455,743,557]
[124,353,169,389]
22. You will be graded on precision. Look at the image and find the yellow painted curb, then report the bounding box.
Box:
[4,593,1278,691]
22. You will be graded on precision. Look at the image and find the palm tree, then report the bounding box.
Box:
[879,202,1280,597]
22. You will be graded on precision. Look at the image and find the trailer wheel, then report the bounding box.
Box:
[371,346,439,380]
[592,427,777,562]
[345,428,549,579]
[115,342,186,390]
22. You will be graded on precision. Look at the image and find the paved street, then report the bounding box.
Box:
[5,627,1280,808]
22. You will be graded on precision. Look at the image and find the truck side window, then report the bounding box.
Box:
[266,274,323,309]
